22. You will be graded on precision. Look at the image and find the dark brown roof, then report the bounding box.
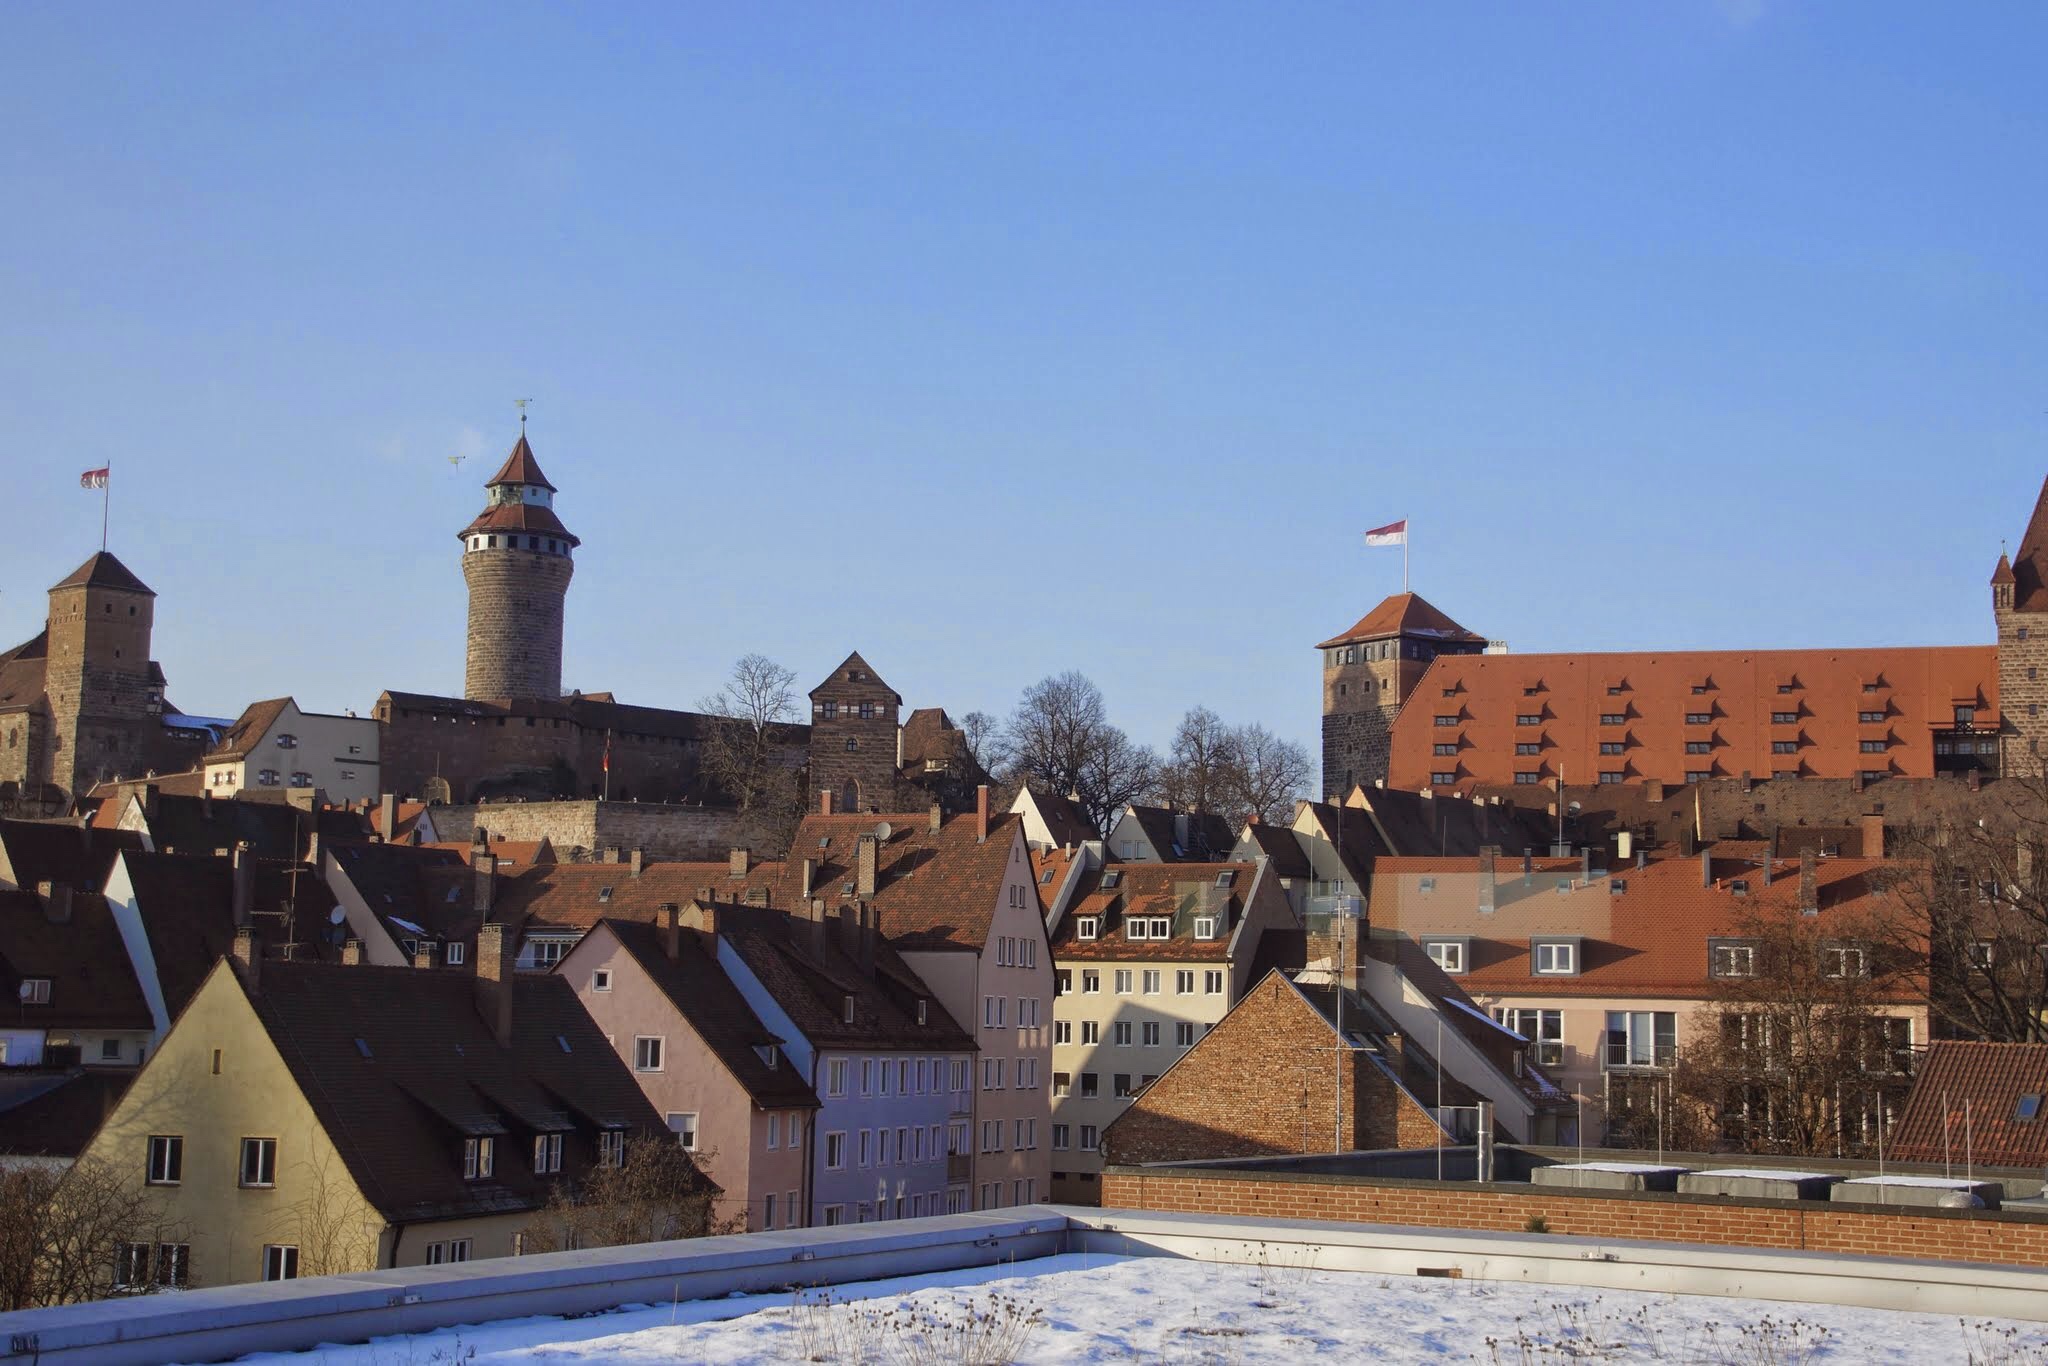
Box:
[328,842,475,946]
[1317,592,1482,650]
[485,433,557,491]
[376,691,742,746]
[0,630,48,713]
[809,651,900,705]
[120,852,343,1019]
[773,811,1019,952]
[1018,788,1097,848]
[600,919,821,1111]
[1236,823,1312,879]
[0,819,143,891]
[457,500,579,545]
[2009,475,2048,612]
[204,698,294,762]
[1891,1041,2048,1169]
[139,793,348,861]
[709,901,974,1053]
[0,1069,133,1158]
[50,551,153,597]
[238,959,692,1223]
[1123,805,1237,861]
[0,889,153,1032]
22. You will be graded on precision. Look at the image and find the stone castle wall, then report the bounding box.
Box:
[462,549,573,702]
[434,799,743,862]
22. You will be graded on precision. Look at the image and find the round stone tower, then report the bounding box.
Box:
[460,433,578,701]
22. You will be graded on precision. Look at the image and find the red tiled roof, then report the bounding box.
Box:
[50,551,153,597]
[1048,862,1250,962]
[1891,1041,2048,1168]
[485,433,556,491]
[773,811,1017,952]
[458,501,579,545]
[205,698,293,762]
[1317,593,1483,650]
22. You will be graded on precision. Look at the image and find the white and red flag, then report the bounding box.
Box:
[1364,518,1407,547]
[79,467,109,490]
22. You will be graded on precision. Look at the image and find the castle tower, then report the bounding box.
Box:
[807,652,902,813]
[1318,592,1486,799]
[43,551,162,800]
[1994,475,2048,773]
[460,434,578,701]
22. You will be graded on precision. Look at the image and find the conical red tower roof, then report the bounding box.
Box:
[485,433,556,491]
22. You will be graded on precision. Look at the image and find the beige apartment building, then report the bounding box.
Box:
[202,697,380,804]
[1040,856,1294,1203]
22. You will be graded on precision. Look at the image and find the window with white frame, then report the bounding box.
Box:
[239,1137,276,1188]
[1076,917,1099,941]
[1494,1007,1564,1067]
[1082,970,1100,994]
[1532,940,1576,975]
[1052,1124,1070,1150]
[262,1245,299,1281]
[463,1136,495,1179]
[445,941,465,966]
[1175,1021,1196,1047]
[1141,1021,1161,1047]
[592,969,612,992]
[1204,970,1224,994]
[1193,916,1218,939]
[1710,940,1757,978]
[1142,970,1161,994]
[1823,945,1867,979]
[1113,1020,1132,1046]
[425,1239,471,1265]
[533,1132,563,1174]
[1604,1010,1676,1068]
[668,1112,699,1151]
[827,1058,848,1097]
[825,1132,846,1170]
[1054,1020,1072,1045]
[1423,939,1467,974]
[1081,1021,1099,1045]
[1175,969,1195,994]
[598,1130,626,1168]
[1114,969,1133,994]
[146,1135,182,1185]
[635,1036,664,1071]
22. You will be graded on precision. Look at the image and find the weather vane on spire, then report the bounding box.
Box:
[514,397,534,430]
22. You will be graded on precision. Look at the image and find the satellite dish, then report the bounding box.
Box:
[328,907,347,926]
[1567,802,1582,814]
[874,821,894,842]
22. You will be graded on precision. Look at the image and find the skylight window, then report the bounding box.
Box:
[1214,871,1234,887]
[1101,871,1122,889]
[556,1035,572,1053]
[598,887,613,903]
[2018,1094,2043,1123]
[354,1038,373,1058]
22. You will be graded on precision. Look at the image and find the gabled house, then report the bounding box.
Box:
[1105,804,1236,863]
[72,931,694,1288]
[558,914,821,1232]
[0,881,153,1069]
[0,817,141,893]
[1009,787,1098,851]
[322,840,478,969]
[202,697,380,803]
[1038,856,1297,1201]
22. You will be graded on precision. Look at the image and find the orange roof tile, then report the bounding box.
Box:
[1317,593,1483,650]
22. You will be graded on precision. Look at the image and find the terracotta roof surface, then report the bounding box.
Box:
[238,959,690,1224]
[204,698,294,762]
[1317,593,1484,650]
[773,811,1019,952]
[599,919,821,1111]
[486,859,784,937]
[0,888,153,1031]
[485,433,557,491]
[1048,862,1249,962]
[50,551,153,596]
[1891,1041,2048,1168]
[457,500,579,545]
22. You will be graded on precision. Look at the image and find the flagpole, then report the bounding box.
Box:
[101,462,110,552]
[1403,520,1410,594]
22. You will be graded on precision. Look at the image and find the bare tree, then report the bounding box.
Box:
[1077,727,1159,835]
[699,654,806,849]
[1667,901,1917,1157]
[517,1137,729,1253]
[958,710,1003,777]
[282,1149,383,1279]
[1155,707,1237,815]
[1223,723,1311,826]
[1000,672,1160,833]
[0,1158,186,1309]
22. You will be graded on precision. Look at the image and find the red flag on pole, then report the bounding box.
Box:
[602,731,612,773]
[80,467,109,489]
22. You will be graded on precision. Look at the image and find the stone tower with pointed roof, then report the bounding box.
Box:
[806,652,903,814]
[1994,475,2048,771]
[1317,592,1487,799]
[460,434,579,701]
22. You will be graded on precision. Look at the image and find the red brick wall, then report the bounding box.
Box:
[1099,1170,2048,1269]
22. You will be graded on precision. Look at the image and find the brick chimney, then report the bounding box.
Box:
[1761,850,1774,887]
[1799,847,1818,914]
[857,902,878,973]
[1477,847,1496,915]
[602,846,621,865]
[35,880,73,925]
[1700,846,1713,889]
[413,941,438,970]
[929,802,943,833]
[856,834,879,899]
[820,788,836,815]
[378,793,398,843]
[232,843,255,929]
[630,847,644,878]
[800,857,816,900]
[728,847,749,879]
[475,921,515,1049]
[341,937,363,966]
[1579,847,1592,882]
[1645,779,1665,803]
[474,851,498,914]
[663,902,684,960]
[232,925,259,988]
[975,784,990,844]
[1861,813,1885,860]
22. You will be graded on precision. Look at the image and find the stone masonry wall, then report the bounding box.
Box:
[463,549,573,702]
[437,799,743,862]
[1996,601,2048,774]
[1099,1168,2048,1270]
[1322,706,1396,800]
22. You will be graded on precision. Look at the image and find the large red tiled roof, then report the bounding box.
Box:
[1317,593,1483,650]
[50,551,153,597]
[1891,1041,2048,1168]
[1048,862,1250,962]
[773,811,1018,953]
[485,433,556,491]
[458,501,579,545]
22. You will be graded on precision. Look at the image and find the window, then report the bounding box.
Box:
[151,1243,191,1288]
[1052,1124,1071,1150]
[1080,1073,1099,1097]
[463,1136,495,1179]
[113,1242,151,1290]
[598,1130,626,1168]
[1054,1020,1072,1045]
[1956,706,1977,726]
[101,1037,121,1061]
[1686,771,1712,783]
[1532,941,1576,975]
[1823,945,1867,979]
[262,1245,299,1281]
[591,969,611,992]
[1174,969,1196,994]
[1076,917,1099,941]
[2017,1094,2043,1123]
[1432,772,1458,786]
[1599,714,1627,726]
[1515,714,1542,727]
[275,733,298,749]
[534,1132,564,1173]
[1424,939,1466,974]
[1080,1021,1099,1045]
[257,769,279,786]
[426,1239,471,1265]
[1591,770,1622,784]
[1710,941,1757,978]
[1114,969,1133,994]
[1435,715,1460,727]
[1859,711,1886,723]
[1175,1022,1196,1047]
[1204,970,1224,994]
[1772,740,1798,754]
[825,1132,846,1170]
[1685,713,1713,726]
[1859,739,1887,754]
[1141,970,1161,994]
[827,1058,848,1097]
[1113,1073,1134,1098]
[1861,770,1886,783]
[635,1036,664,1072]
[669,1112,700,1150]
[445,942,465,966]
[1112,1021,1133,1046]
[1515,772,1541,785]
[146,1135,183,1185]
[1771,712,1798,725]
[1685,741,1712,754]
[1141,1021,1162,1047]
[859,1129,873,1166]
[1053,1071,1071,1097]
[1604,1011,1676,1068]
[1970,941,1995,970]
[239,1137,277,1188]
[1494,1008,1564,1067]
[1055,969,1072,996]
[1080,1125,1099,1151]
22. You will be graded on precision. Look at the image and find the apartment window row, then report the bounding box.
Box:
[1422,937,1577,977]
[981,996,1045,1030]
[822,1054,972,1099]
[994,933,1039,967]
[843,1122,948,1169]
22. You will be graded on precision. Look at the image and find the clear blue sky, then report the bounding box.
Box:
[3,3,2044,769]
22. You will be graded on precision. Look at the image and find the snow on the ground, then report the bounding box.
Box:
[214,1253,2048,1365]
[1548,1161,1690,1173]
[1693,1169,1834,1181]
[1840,1175,1993,1188]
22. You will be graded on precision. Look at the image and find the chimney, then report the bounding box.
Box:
[1644,779,1665,803]
[474,921,515,1049]
[820,788,836,815]
[1761,851,1774,887]
[1799,847,1818,914]
[1679,826,1697,857]
[232,926,259,987]
[201,789,212,820]
[1700,846,1713,888]
[1579,847,1592,883]
[474,851,498,914]
[232,843,255,929]
[975,785,990,844]
[856,835,879,898]
[305,830,322,872]
[1173,812,1190,852]
[341,937,363,966]
[858,902,878,973]
[602,846,621,865]
[929,802,943,833]
[1616,830,1632,862]
[1635,846,1647,871]
[1969,767,1983,792]
[1851,771,1865,794]
[35,880,73,925]
[1520,850,1533,881]
[1477,847,1496,915]
[1861,813,1886,860]
[630,847,644,877]
[663,902,684,960]
[413,941,438,970]
[728,847,749,879]
[1740,770,1753,794]
[142,783,160,821]
[378,793,398,843]
[800,858,816,901]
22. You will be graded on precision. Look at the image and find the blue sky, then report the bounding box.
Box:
[3,3,2044,767]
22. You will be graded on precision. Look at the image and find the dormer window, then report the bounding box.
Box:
[1127,919,1149,940]
[1076,917,1099,941]
[1214,871,1234,887]
[1100,871,1122,890]
[1146,916,1172,937]
[17,979,50,1005]
[842,995,855,1024]
[598,887,613,903]
[1193,916,1218,940]
[754,1044,779,1069]
[916,999,928,1026]
[463,1136,495,1180]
